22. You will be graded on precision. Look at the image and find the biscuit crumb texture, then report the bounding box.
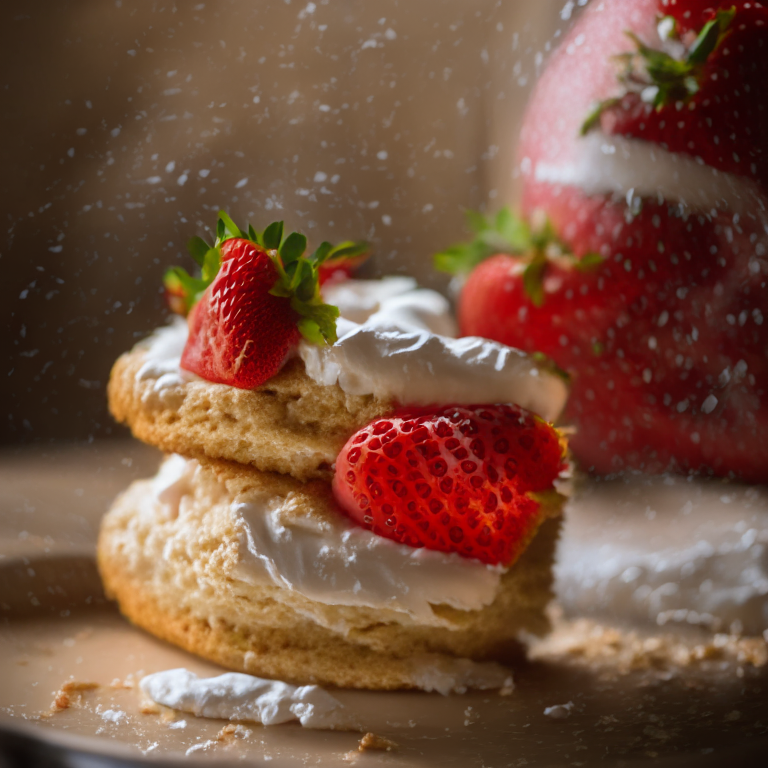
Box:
[98,457,560,690]
[358,732,399,752]
[108,350,391,482]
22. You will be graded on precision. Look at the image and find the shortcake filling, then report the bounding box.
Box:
[135,277,568,422]
[526,132,766,216]
[153,455,504,625]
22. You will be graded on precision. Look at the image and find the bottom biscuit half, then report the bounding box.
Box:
[97,455,561,691]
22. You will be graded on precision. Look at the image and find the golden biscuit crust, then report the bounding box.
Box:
[98,457,561,690]
[108,348,391,481]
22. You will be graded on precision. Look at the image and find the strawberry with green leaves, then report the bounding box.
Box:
[436,208,617,370]
[165,212,368,389]
[439,0,768,482]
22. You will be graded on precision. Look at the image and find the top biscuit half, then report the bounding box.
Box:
[108,320,392,482]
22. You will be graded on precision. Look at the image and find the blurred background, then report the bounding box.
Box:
[1,0,574,446]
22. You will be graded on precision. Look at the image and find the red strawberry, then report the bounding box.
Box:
[318,252,369,287]
[182,238,304,389]
[166,212,368,389]
[332,404,567,566]
[440,0,768,482]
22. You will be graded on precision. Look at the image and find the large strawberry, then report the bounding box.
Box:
[333,404,567,566]
[439,0,768,482]
[165,212,368,389]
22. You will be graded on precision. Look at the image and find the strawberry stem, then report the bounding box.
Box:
[581,6,736,133]
[434,207,602,306]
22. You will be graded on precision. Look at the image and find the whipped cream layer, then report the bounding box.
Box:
[303,278,567,422]
[140,669,356,730]
[135,278,567,422]
[528,132,767,217]
[158,455,503,625]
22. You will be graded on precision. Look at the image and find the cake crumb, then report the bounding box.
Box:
[48,681,99,713]
[217,723,252,742]
[110,673,140,690]
[138,696,176,720]
[530,612,768,678]
[358,732,399,752]
[544,701,574,720]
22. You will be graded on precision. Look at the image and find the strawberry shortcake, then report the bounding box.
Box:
[98,213,570,691]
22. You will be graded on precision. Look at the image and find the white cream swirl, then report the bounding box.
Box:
[528,132,767,217]
[307,278,567,422]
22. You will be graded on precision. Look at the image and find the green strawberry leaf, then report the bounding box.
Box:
[292,300,340,345]
[522,258,546,308]
[279,231,308,265]
[262,221,284,251]
[201,247,221,283]
[575,252,605,271]
[495,208,531,252]
[218,210,244,241]
[687,7,735,65]
[582,7,736,131]
[580,97,622,135]
[328,240,370,262]
[309,241,334,265]
[187,236,211,267]
[465,209,488,235]
[434,207,534,276]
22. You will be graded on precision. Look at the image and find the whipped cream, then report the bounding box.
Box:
[556,474,768,635]
[528,132,767,217]
[301,278,567,422]
[140,669,357,730]
[155,455,504,626]
[134,318,197,409]
[233,490,504,623]
[135,278,567,422]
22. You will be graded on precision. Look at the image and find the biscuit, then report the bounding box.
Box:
[108,337,391,482]
[98,456,561,690]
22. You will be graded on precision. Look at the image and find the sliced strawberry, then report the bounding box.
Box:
[333,404,567,566]
[175,212,368,389]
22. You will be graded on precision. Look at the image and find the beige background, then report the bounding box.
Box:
[1,0,572,444]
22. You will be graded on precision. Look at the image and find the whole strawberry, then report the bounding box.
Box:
[439,0,768,482]
[164,212,368,389]
[333,404,567,566]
